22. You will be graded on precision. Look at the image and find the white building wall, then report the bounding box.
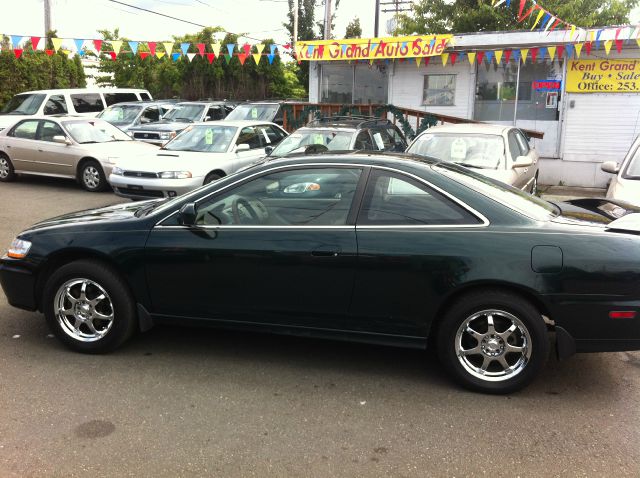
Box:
[308,62,320,103]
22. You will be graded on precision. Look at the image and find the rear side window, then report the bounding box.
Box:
[258,125,287,145]
[358,170,481,226]
[515,130,530,155]
[71,94,104,113]
[140,92,151,101]
[507,132,520,160]
[43,95,68,115]
[11,120,40,139]
[104,93,139,106]
[354,130,374,150]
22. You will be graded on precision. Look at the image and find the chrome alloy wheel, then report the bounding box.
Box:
[54,278,114,342]
[455,309,532,382]
[83,166,100,189]
[0,157,9,179]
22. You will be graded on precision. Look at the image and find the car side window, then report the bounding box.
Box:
[39,121,66,142]
[195,167,362,226]
[357,170,482,226]
[515,130,530,155]
[258,125,286,146]
[207,106,225,121]
[141,107,160,123]
[71,94,104,114]
[507,132,520,161]
[388,127,408,150]
[11,120,40,140]
[236,127,262,150]
[354,130,374,150]
[43,95,68,115]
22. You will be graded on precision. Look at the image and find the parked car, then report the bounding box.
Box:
[127,101,235,145]
[108,121,287,200]
[224,101,299,125]
[407,124,539,193]
[0,115,158,191]
[0,88,152,130]
[268,117,407,157]
[601,135,640,206]
[5,153,640,394]
[96,100,179,132]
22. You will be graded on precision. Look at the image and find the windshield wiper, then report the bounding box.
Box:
[134,198,170,217]
[79,141,99,144]
[452,161,487,169]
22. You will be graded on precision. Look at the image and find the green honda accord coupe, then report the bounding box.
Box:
[2,152,640,394]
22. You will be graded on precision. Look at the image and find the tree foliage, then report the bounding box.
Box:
[397,0,639,35]
[345,17,363,38]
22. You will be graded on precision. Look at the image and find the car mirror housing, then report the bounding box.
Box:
[53,135,71,145]
[236,144,250,153]
[601,161,621,175]
[179,202,198,226]
[264,146,274,155]
[512,155,533,169]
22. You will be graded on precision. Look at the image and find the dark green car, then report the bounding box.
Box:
[3,153,640,393]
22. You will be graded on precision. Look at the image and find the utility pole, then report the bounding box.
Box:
[44,0,52,36]
[323,0,332,40]
[292,0,298,49]
[374,0,380,37]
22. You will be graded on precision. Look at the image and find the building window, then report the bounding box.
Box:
[321,63,388,104]
[423,74,456,106]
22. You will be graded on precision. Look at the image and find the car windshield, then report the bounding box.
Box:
[409,133,505,170]
[225,104,279,121]
[433,163,558,221]
[1,93,46,115]
[63,119,132,143]
[98,105,143,125]
[163,104,205,122]
[270,130,353,156]
[163,125,237,152]
[624,143,640,178]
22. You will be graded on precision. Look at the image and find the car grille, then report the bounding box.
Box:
[115,187,164,198]
[133,132,161,140]
[123,171,158,178]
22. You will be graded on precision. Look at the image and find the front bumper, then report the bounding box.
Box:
[109,174,203,200]
[0,260,37,311]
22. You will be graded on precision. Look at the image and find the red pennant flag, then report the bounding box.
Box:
[519,5,536,23]
[93,39,102,52]
[242,43,251,56]
[282,43,291,50]
[476,50,485,65]
[615,39,624,53]
[31,36,41,50]
[109,51,117,61]
[148,42,157,56]
[140,51,150,60]
[615,27,622,40]
[197,43,205,56]
[450,52,457,66]
[504,50,512,63]
[518,0,526,20]
[584,42,592,56]
[238,53,247,65]
[423,56,430,67]
[45,49,54,56]
[530,47,538,62]
[556,45,564,59]
[13,49,23,59]
[549,19,562,31]
[206,53,215,63]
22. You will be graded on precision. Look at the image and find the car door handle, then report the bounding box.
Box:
[38,149,44,152]
[311,250,340,257]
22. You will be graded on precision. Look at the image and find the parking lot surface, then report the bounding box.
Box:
[1,176,639,477]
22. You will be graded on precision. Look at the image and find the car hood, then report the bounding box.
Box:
[81,141,159,157]
[609,177,640,207]
[549,198,640,228]
[128,121,191,132]
[113,150,228,175]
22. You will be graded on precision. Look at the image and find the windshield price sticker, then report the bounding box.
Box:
[450,139,467,160]
[205,129,213,144]
[313,134,324,145]
[251,108,258,119]
[373,132,385,150]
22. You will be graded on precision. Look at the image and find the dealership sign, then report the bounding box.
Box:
[295,35,452,61]
[566,59,640,93]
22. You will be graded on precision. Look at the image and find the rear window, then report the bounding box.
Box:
[71,94,104,113]
[104,92,139,106]
[140,92,152,101]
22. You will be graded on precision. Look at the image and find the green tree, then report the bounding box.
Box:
[397,0,639,34]
[345,17,362,38]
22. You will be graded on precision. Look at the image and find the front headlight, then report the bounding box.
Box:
[159,131,177,140]
[158,171,192,179]
[7,238,32,259]
[112,166,124,175]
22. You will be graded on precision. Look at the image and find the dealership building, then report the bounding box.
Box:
[306,29,640,188]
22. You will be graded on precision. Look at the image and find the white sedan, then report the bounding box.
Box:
[601,135,640,206]
[108,121,288,200]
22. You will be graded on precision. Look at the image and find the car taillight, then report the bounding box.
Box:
[609,311,636,319]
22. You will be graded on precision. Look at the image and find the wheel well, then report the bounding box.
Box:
[207,170,226,179]
[76,157,101,180]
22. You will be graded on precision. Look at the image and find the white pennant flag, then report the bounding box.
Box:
[186,52,196,62]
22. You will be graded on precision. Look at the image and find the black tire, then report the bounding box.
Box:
[43,260,137,353]
[0,153,16,182]
[204,172,223,185]
[79,160,107,192]
[436,289,548,394]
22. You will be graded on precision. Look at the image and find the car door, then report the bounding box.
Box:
[515,129,537,190]
[233,126,268,167]
[3,120,41,173]
[144,165,363,329]
[348,168,485,337]
[34,120,79,176]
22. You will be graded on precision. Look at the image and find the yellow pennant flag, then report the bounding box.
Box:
[494,50,503,64]
[570,25,576,39]
[441,53,449,66]
[62,49,72,57]
[163,42,174,54]
[369,58,374,65]
[604,39,613,55]
[589,30,595,42]
[547,46,556,61]
[110,40,123,55]
[416,57,422,67]
[52,37,64,52]
[636,37,640,48]
[210,43,221,57]
[156,51,166,59]
[574,43,583,58]
[467,52,476,65]
[531,9,545,30]
[520,48,529,63]
[255,44,265,55]
[252,53,261,64]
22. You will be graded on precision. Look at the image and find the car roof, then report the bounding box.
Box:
[104,100,176,107]
[418,123,511,136]
[266,151,437,169]
[20,88,150,94]
[290,126,359,133]
[174,101,229,107]
[188,120,282,128]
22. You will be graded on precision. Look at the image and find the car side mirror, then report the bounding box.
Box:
[601,161,620,174]
[235,143,250,153]
[53,135,71,145]
[140,117,151,124]
[512,155,533,169]
[178,202,198,226]
[264,145,273,155]
[204,116,211,122]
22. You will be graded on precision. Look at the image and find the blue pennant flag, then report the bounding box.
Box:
[10,35,23,49]
[538,47,547,61]
[341,44,348,54]
[511,49,521,63]
[485,50,494,63]
[401,41,407,49]
[180,42,190,56]
[128,41,139,55]
[171,52,180,62]
[74,39,85,54]
[539,13,550,31]
[506,0,511,6]
[226,44,235,56]
[307,45,315,56]
[370,43,378,53]
[595,29,603,49]
[565,44,574,58]
[267,53,275,64]
[429,37,436,49]
[270,44,277,55]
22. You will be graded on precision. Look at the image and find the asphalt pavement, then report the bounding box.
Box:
[1,175,639,477]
